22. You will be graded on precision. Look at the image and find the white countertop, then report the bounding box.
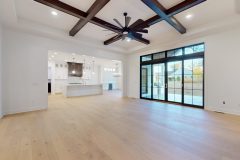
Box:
[66,83,102,87]
[63,84,103,97]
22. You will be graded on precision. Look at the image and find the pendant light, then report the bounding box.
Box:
[92,60,95,75]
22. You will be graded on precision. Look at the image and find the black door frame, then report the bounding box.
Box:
[140,43,205,109]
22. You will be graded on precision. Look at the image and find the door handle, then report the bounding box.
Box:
[165,84,168,88]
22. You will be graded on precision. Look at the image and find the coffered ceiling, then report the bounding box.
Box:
[0,0,238,52]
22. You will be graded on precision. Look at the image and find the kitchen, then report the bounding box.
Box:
[48,51,122,97]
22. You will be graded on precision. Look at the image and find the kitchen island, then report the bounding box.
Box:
[63,84,103,97]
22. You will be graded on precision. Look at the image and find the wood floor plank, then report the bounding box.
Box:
[0,92,240,160]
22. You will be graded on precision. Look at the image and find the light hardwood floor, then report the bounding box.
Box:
[0,91,240,160]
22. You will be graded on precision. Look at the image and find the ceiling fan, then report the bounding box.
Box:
[34,0,206,46]
[104,12,150,45]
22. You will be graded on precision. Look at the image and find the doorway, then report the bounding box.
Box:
[48,51,124,96]
[140,43,204,108]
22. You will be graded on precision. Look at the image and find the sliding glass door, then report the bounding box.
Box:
[184,58,204,106]
[153,63,165,100]
[141,64,152,99]
[167,61,182,103]
[140,43,204,108]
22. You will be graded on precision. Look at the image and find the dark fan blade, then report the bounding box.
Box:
[104,35,123,45]
[125,16,131,27]
[129,32,150,45]
[105,32,117,36]
[129,19,144,29]
[122,35,127,40]
[105,24,123,31]
[131,32,142,38]
[132,36,150,45]
[113,19,124,28]
[133,29,148,33]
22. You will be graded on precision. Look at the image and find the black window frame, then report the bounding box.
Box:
[140,43,205,109]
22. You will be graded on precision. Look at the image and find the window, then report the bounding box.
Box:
[184,44,205,55]
[184,47,194,55]
[167,50,175,57]
[153,52,165,60]
[167,49,183,57]
[175,49,183,56]
[194,44,205,53]
[140,43,205,108]
[141,55,152,62]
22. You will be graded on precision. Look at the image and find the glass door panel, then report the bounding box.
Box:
[141,65,152,99]
[192,59,203,106]
[184,59,193,104]
[153,63,165,100]
[167,61,182,103]
[183,58,204,106]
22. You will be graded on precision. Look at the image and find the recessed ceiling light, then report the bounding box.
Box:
[126,37,131,42]
[54,52,58,55]
[51,55,54,58]
[51,11,58,16]
[186,14,193,19]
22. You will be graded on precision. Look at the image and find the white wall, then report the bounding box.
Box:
[127,27,240,116]
[2,28,127,115]
[0,24,2,118]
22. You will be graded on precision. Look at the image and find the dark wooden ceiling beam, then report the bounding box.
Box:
[137,0,206,29]
[166,0,206,16]
[34,0,122,34]
[69,0,110,36]
[141,0,186,34]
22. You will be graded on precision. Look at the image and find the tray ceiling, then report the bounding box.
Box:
[10,0,238,50]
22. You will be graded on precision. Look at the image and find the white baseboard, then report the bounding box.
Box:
[127,98,240,116]
[205,106,240,116]
[3,106,47,116]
